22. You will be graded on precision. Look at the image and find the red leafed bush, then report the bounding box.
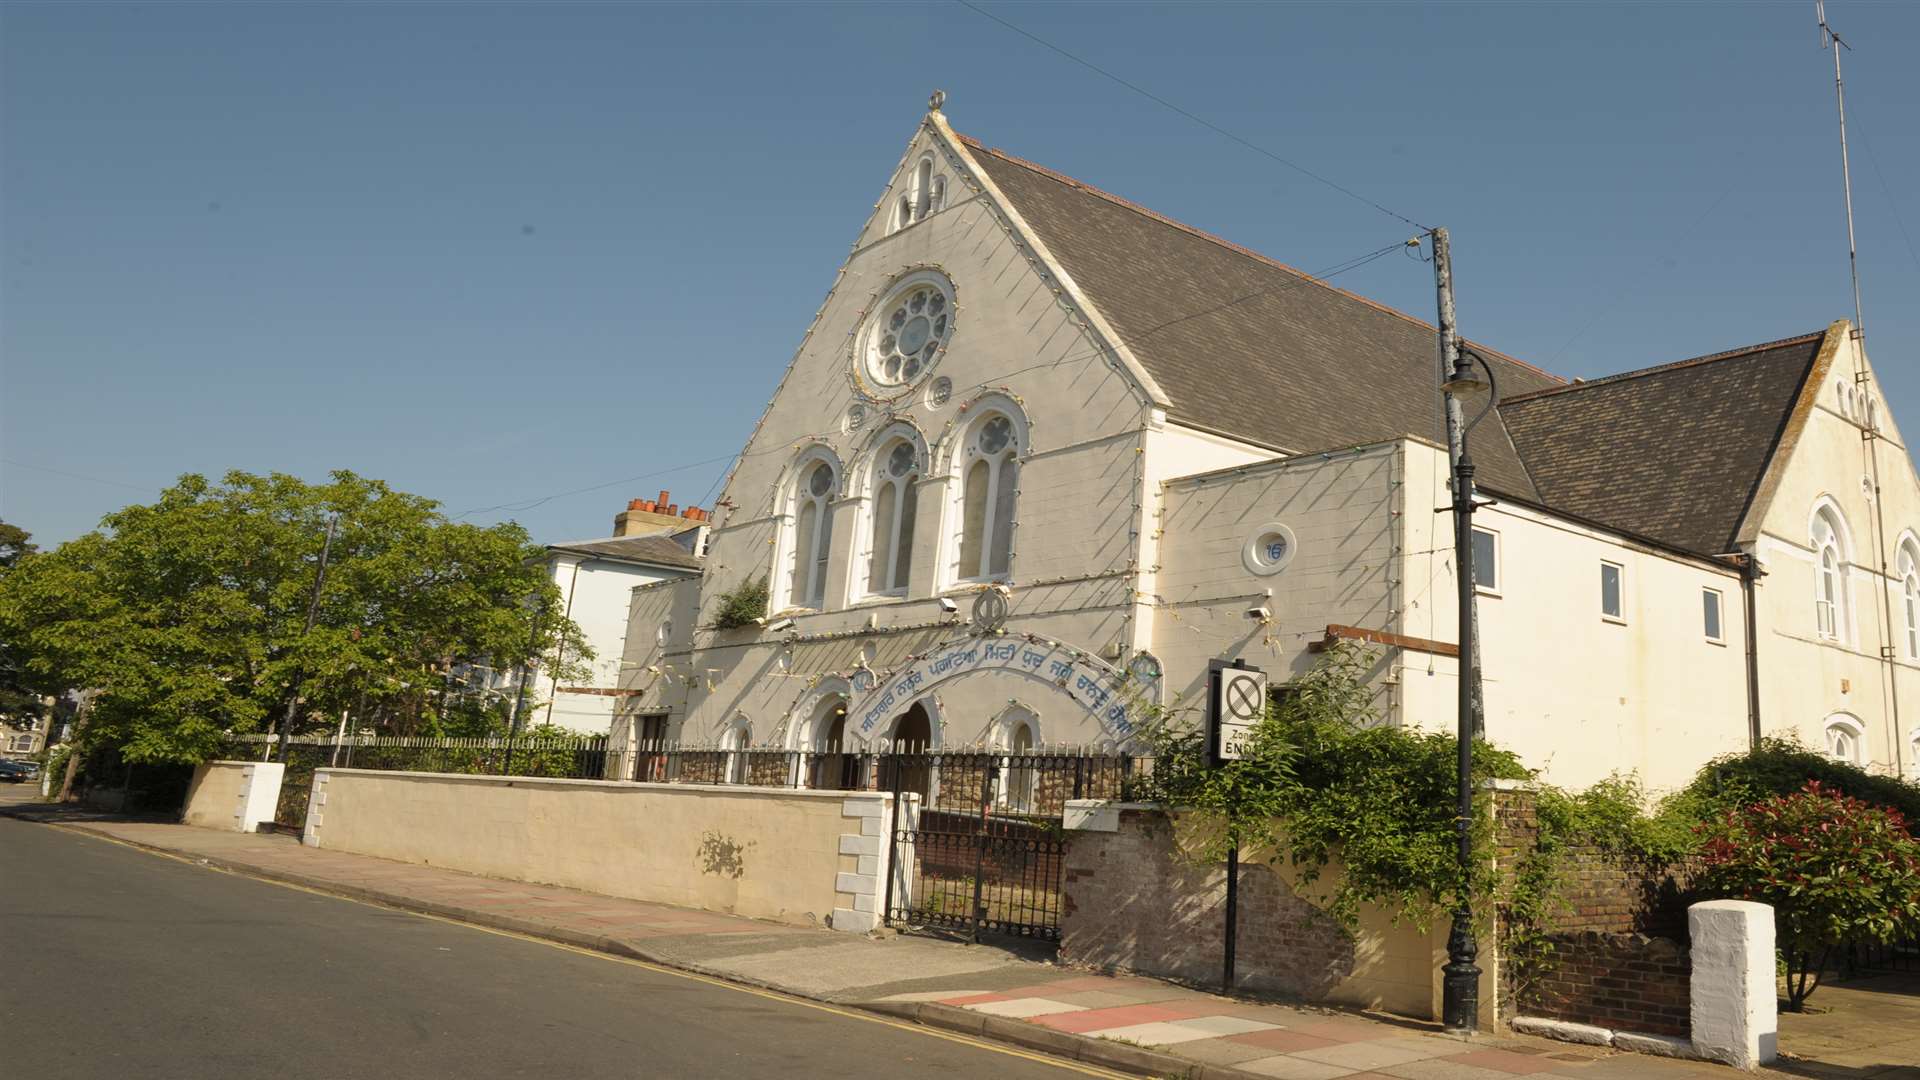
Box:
[1695,780,1920,1011]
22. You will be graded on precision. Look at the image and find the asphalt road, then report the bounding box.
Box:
[0,817,1103,1079]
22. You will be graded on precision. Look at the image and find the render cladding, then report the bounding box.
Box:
[637,117,1159,746]
[1152,444,1399,705]
[1499,332,1825,556]
[961,133,1563,498]
[1741,326,1920,776]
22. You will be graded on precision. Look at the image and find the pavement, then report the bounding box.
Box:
[2,789,1908,1079]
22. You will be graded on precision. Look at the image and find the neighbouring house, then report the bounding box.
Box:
[1,707,47,758]
[523,494,707,733]
[612,101,1919,789]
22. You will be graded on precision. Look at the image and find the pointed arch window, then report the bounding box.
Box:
[788,456,839,610]
[1813,507,1850,643]
[958,411,1021,581]
[1824,714,1865,765]
[1901,542,1920,659]
[867,437,921,595]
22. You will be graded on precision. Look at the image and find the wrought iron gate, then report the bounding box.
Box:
[882,749,1133,942]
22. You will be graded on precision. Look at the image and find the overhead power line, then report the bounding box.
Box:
[451,236,1408,523]
[953,0,1430,232]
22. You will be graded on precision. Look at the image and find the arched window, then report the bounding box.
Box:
[1812,506,1850,643]
[958,410,1021,581]
[1901,541,1920,659]
[1824,714,1865,765]
[723,718,752,785]
[787,455,839,610]
[867,437,921,595]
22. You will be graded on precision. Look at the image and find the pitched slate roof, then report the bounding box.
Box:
[960,134,1564,496]
[548,534,703,571]
[1498,331,1827,556]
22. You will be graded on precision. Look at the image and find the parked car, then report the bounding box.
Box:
[0,759,41,783]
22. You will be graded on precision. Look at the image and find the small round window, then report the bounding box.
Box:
[1242,523,1298,577]
[864,273,954,388]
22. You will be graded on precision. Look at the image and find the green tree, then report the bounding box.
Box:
[0,520,45,723]
[0,471,589,764]
[1695,781,1920,1011]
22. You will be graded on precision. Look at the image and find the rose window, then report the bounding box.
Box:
[868,279,952,387]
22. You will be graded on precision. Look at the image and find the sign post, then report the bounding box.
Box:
[1207,658,1266,995]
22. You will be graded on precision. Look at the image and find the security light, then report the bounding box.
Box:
[765,618,796,633]
[937,597,959,613]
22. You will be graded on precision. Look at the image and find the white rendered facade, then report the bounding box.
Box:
[615,113,1919,790]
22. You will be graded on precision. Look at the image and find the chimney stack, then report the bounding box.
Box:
[612,490,711,536]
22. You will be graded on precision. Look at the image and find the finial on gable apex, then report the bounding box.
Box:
[929,89,947,113]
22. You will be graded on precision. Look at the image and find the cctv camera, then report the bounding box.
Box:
[765,618,796,633]
[1245,605,1271,622]
[938,597,959,614]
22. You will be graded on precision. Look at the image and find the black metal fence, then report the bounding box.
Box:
[1844,935,1920,979]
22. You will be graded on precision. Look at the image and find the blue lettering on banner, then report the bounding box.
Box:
[849,635,1142,739]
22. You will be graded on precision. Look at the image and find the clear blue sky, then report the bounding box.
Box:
[4,1,1916,547]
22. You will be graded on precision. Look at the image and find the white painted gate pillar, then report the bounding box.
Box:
[1689,900,1777,1069]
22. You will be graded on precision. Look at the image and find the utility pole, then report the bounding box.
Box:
[277,513,340,762]
[1432,226,1488,1034]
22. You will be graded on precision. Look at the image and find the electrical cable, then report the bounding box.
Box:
[953,0,1430,232]
[451,236,1409,523]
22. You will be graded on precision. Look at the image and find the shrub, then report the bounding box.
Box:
[711,576,769,630]
[1667,737,1920,831]
[1694,780,1920,1010]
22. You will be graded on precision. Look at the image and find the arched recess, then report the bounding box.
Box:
[992,702,1041,812]
[1809,496,1855,644]
[1823,712,1867,766]
[722,715,753,784]
[940,395,1029,587]
[854,421,931,600]
[774,445,844,613]
[1896,531,1920,659]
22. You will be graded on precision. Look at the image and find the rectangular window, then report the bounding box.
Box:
[1600,561,1625,622]
[1703,587,1724,643]
[1471,527,1499,593]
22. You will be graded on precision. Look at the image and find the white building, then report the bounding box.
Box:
[614,103,1919,791]
[529,496,707,733]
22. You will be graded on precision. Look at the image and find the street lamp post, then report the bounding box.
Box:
[1431,227,1493,1034]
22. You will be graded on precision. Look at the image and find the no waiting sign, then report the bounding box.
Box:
[1209,660,1267,763]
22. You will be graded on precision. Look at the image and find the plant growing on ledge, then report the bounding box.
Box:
[711,576,769,631]
[1694,780,1920,1011]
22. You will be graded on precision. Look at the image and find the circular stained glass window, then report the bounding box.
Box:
[866,275,954,388]
[807,462,834,497]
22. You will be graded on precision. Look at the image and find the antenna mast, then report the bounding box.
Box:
[1817,0,1864,339]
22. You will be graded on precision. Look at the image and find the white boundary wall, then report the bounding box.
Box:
[302,769,893,932]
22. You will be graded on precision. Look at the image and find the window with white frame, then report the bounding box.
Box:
[1600,561,1624,621]
[892,156,945,233]
[1703,587,1724,643]
[1470,527,1498,593]
[786,455,840,610]
[957,410,1021,581]
[1824,714,1865,765]
[1812,506,1850,642]
[866,436,921,595]
[1901,541,1920,658]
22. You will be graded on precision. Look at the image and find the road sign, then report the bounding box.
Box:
[1208,660,1266,763]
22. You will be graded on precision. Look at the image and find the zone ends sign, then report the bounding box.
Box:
[1209,661,1267,763]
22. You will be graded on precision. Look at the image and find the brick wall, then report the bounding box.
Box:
[1493,789,1696,1035]
[1062,807,1440,1013]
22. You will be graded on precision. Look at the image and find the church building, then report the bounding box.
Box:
[613,101,1920,791]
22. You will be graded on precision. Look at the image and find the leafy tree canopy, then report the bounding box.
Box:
[0,520,44,722]
[0,472,588,763]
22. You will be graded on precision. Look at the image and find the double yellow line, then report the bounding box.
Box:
[41,821,1130,1079]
